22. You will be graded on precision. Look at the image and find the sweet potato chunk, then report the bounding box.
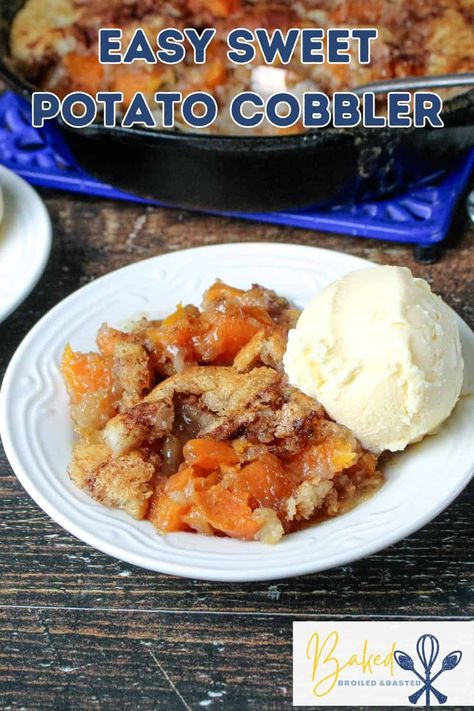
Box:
[61,344,113,405]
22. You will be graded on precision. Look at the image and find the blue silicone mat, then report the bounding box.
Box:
[1,90,473,248]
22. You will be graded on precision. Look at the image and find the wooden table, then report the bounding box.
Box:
[1,190,473,710]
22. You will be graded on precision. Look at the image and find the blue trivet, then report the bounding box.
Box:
[1,90,473,259]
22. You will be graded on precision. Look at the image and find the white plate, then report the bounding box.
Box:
[1,243,473,581]
[0,167,52,324]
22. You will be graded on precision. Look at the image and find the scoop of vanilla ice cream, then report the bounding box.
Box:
[283,266,463,453]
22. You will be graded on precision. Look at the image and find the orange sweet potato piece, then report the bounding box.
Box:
[202,281,245,305]
[61,344,113,405]
[148,494,191,532]
[147,305,203,357]
[110,66,166,106]
[148,467,195,532]
[165,466,195,494]
[197,314,262,364]
[183,439,238,470]
[96,324,134,356]
[149,464,223,533]
[236,454,293,508]
[189,0,241,18]
[204,58,227,89]
[63,53,104,95]
[194,485,260,540]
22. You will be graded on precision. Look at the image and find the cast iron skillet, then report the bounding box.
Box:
[1,0,474,212]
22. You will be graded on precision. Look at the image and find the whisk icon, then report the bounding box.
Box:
[394,634,462,706]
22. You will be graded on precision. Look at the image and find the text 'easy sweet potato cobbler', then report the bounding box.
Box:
[60,282,383,544]
[11,0,474,135]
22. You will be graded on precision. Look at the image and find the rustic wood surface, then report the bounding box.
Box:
[0,186,473,710]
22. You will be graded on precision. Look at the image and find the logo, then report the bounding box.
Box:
[293,621,474,707]
[394,634,462,706]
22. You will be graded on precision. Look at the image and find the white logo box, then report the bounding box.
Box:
[293,621,474,707]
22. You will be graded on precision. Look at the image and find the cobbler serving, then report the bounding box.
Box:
[60,281,383,543]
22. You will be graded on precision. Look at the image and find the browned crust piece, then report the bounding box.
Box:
[233,329,289,373]
[69,440,157,519]
[104,365,282,455]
